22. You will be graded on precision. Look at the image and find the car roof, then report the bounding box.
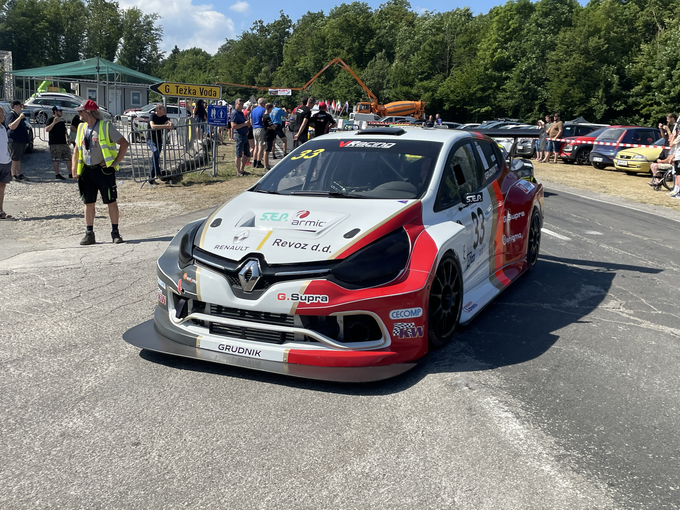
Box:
[325,127,473,144]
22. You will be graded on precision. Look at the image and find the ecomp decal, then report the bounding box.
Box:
[339,141,396,149]
[392,322,425,339]
[389,308,423,320]
[277,293,329,304]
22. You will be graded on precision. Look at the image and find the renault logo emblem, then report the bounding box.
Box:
[238,259,261,292]
[233,230,249,244]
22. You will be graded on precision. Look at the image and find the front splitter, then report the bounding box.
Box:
[122,319,418,383]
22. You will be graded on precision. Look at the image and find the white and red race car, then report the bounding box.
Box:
[124,127,543,381]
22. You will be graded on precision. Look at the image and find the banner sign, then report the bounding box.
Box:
[268,89,292,96]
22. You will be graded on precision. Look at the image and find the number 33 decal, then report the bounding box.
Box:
[291,148,325,160]
[470,207,485,249]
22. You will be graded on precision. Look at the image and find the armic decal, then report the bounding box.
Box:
[296,210,310,218]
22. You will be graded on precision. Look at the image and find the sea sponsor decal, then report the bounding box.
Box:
[157,277,166,289]
[389,308,423,320]
[339,141,396,149]
[217,343,262,358]
[463,301,478,314]
[392,322,425,339]
[464,193,484,204]
[271,239,331,252]
[277,292,329,304]
[515,179,535,194]
[214,244,249,252]
[502,233,523,245]
[260,212,289,222]
[503,211,525,223]
[157,290,167,305]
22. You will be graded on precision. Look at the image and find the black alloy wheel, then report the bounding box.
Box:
[428,253,462,349]
[662,167,675,191]
[575,148,591,165]
[526,210,541,270]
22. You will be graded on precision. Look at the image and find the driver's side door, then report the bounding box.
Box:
[434,141,489,288]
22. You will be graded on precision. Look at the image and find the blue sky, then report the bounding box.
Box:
[117,0,583,55]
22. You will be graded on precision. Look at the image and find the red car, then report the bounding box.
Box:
[559,126,614,165]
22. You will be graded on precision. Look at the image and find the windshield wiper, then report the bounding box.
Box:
[291,191,364,198]
[254,189,281,194]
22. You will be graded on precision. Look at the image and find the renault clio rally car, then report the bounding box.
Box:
[124,127,544,382]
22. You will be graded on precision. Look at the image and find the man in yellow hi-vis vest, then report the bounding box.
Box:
[71,100,129,245]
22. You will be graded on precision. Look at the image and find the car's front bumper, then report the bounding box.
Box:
[589,152,614,165]
[614,159,651,173]
[123,314,421,382]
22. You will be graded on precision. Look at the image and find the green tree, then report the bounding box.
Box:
[117,7,163,76]
[83,0,123,61]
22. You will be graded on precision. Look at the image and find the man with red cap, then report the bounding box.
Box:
[71,99,129,245]
[310,102,336,139]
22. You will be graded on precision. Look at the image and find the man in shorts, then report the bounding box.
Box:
[250,98,266,168]
[45,105,72,179]
[6,101,30,181]
[230,98,252,176]
[270,101,287,157]
[0,106,15,219]
[71,100,129,245]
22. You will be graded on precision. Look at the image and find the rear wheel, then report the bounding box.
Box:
[526,210,541,270]
[575,148,591,165]
[35,111,47,124]
[662,168,675,191]
[428,253,462,350]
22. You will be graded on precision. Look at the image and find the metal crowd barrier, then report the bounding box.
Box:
[124,119,217,183]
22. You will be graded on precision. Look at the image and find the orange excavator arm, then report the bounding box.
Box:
[216,58,378,101]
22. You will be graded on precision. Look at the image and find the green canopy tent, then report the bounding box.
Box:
[9,57,161,115]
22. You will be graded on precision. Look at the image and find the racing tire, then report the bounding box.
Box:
[428,253,463,350]
[35,111,47,124]
[526,210,541,271]
[592,163,607,170]
[662,168,675,191]
[575,149,590,165]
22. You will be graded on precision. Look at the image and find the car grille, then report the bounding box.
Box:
[210,304,294,326]
[209,323,292,344]
[617,154,632,160]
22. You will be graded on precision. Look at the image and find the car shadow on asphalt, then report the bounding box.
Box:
[137,256,661,395]
[122,236,174,245]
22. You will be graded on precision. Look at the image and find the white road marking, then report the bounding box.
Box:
[584,231,603,235]
[542,228,571,241]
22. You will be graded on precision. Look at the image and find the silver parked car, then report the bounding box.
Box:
[22,92,112,124]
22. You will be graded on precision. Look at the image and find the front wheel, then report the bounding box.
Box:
[35,111,48,124]
[592,162,607,170]
[662,168,675,191]
[428,253,462,350]
[526,210,541,271]
[575,148,591,165]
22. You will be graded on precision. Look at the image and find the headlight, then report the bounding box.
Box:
[632,154,646,160]
[179,223,200,267]
[331,228,410,287]
[563,145,573,152]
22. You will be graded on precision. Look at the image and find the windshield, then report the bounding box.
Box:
[597,128,624,142]
[252,138,443,199]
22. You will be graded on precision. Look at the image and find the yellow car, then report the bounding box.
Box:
[614,139,666,174]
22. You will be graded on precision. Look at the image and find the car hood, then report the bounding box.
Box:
[194,193,420,264]
[616,146,663,159]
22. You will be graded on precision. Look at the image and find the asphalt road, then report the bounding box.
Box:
[1,184,679,509]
